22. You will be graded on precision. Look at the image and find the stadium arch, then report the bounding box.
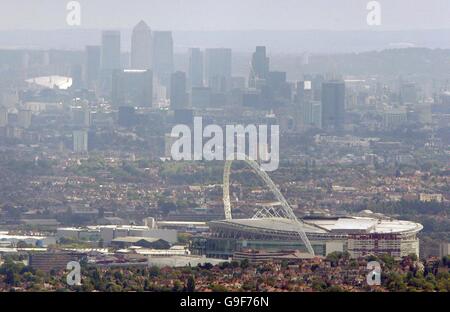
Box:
[222,155,315,255]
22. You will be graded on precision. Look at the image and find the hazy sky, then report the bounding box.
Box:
[1,0,450,31]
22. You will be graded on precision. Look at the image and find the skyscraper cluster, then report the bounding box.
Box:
[81,21,174,109]
[78,21,346,132]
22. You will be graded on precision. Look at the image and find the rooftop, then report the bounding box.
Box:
[210,216,423,236]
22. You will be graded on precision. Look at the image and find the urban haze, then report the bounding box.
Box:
[0,0,448,298]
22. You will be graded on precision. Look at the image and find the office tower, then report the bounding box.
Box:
[152,31,173,87]
[170,71,188,110]
[188,48,203,88]
[101,31,121,70]
[191,87,211,108]
[118,106,136,127]
[302,100,313,127]
[205,48,232,93]
[100,31,121,95]
[0,107,8,127]
[249,46,269,88]
[312,102,322,129]
[312,75,324,101]
[18,109,32,129]
[112,69,153,107]
[85,46,101,88]
[264,71,291,106]
[321,80,345,130]
[302,101,322,129]
[131,21,152,70]
[71,106,91,128]
[296,80,313,105]
[73,130,88,152]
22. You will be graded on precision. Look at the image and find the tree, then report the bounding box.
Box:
[240,259,250,269]
[408,253,418,262]
[230,261,240,269]
[5,270,17,286]
[312,279,327,291]
[172,280,183,292]
[186,275,196,292]
[106,282,123,292]
[211,284,228,292]
[325,285,345,292]
[241,280,256,291]
[385,272,407,291]
[149,266,160,278]
[326,251,344,267]
[379,254,396,269]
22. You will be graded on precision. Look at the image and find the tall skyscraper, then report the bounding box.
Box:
[131,21,152,70]
[249,46,269,88]
[152,31,173,88]
[111,69,153,107]
[302,100,322,129]
[170,71,188,110]
[188,48,204,88]
[321,80,345,130]
[71,106,91,128]
[85,45,101,88]
[205,48,232,93]
[263,71,291,106]
[101,31,121,71]
[296,80,313,106]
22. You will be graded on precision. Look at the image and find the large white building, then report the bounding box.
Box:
[57,225,178,245]
[0,231,56,247]
[201,216,422,259]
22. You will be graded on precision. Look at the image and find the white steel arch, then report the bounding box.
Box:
[223,155,315,255]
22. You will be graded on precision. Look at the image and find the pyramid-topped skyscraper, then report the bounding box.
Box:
[131,20,152,70]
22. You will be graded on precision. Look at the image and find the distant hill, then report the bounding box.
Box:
[1,29,450,53]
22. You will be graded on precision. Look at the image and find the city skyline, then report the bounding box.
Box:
[0,0,449,297]
[2,0,450,31]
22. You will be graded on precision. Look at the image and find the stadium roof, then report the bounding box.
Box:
[210,218,327,234]
[305,217,423,234]
[210,216,423,236]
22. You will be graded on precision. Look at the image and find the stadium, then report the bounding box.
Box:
[192,156,424,260]
[201,216,423,259]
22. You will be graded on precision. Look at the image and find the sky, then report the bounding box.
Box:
[1,0,450,31]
